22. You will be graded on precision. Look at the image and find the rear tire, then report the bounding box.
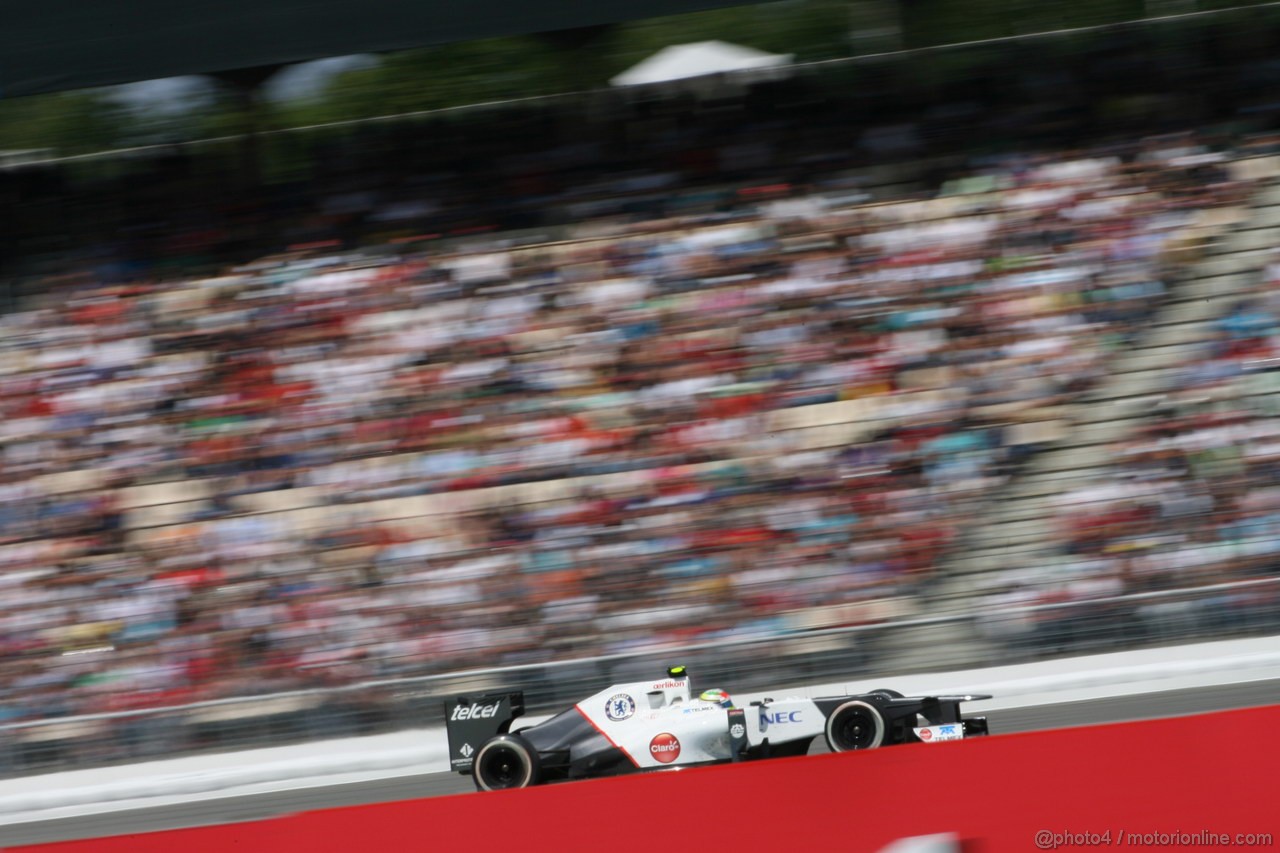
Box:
[869,688,904,699]
[825,700,886,752]
[473,734,541,791]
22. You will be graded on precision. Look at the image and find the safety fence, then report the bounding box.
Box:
[1,577,1277,779]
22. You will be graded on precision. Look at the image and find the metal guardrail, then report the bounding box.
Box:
[1,577,1277,779]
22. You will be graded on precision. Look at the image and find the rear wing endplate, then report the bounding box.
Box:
[443,691,525,774]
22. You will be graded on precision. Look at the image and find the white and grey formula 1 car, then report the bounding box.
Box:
[445,666,991,790]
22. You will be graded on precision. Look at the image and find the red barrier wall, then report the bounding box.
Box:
[16,704,1280,852]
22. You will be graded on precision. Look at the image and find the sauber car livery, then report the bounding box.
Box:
[444,666,991,790]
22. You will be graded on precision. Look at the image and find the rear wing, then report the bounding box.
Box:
[443,691,525,774]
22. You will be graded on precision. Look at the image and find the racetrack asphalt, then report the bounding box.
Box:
[2,679,1277,847]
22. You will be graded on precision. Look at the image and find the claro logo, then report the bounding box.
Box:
[451,702,501,721]
[649,732,681,763]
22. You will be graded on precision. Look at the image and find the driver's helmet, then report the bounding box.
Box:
[699,688,733,708]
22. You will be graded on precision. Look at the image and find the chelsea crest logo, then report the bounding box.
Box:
[605,693,636,721]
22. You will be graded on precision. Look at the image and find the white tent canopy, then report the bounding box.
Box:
[610,40,793,87]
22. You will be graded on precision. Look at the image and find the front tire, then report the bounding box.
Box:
[825,700,885,752]
[473,734,541,791]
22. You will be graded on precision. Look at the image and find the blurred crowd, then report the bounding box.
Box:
[981,247,1280,647]
[0,123,1259,723]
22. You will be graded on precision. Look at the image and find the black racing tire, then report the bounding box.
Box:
[869,688,904,699]
[473,734,542,791]
[824,700,886,752]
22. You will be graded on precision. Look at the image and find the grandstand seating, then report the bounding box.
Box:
[0,130,1269,726]
[953,175,1280,650]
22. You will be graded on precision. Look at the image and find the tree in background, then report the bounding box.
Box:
[1,0,1277,156]
[0,92,124,157]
